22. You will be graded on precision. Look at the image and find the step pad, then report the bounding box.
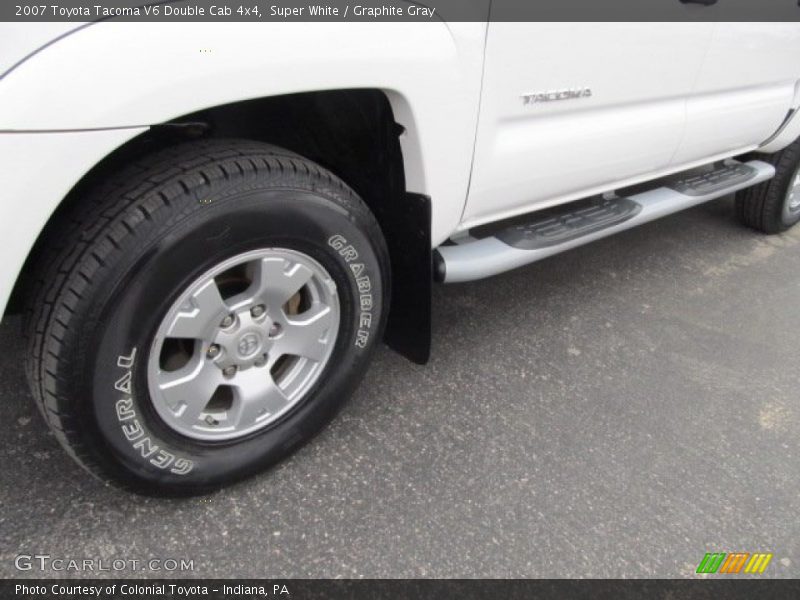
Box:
[436,159,775,283]
[666,162,758,197]
[496,196,642,250]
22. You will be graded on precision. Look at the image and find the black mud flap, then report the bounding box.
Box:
[383,193,432,365]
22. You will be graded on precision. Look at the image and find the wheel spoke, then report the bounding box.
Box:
[231,368,290,427]
[253,257,314,312]
[157,358,222,425]
[165,279,228,339]
[790,172,800,209]
[278,303,335,361]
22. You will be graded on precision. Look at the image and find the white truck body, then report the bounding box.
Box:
[1,21,800,316]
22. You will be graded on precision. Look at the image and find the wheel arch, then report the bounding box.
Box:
[6,89,433,363]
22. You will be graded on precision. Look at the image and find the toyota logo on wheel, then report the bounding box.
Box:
[237,333,261,358]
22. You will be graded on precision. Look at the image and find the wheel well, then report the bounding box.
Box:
[9,89,432,363]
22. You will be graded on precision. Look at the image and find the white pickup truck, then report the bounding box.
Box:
[2,20,799,493]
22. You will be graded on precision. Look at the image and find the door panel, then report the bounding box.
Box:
[463,22,712,227]
[673,23,800,166]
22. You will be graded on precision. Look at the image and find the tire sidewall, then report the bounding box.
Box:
[83,188,385,492]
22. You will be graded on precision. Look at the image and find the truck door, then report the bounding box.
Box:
[463,22,711,228]
[672,23,800,166]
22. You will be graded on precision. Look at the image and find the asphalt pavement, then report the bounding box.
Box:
[1,196,798,578]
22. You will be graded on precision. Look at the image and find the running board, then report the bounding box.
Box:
[435,159,775,283]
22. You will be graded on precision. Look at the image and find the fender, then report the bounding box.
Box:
[0,21,486,244]
[758,80,800,154]
[0,22,487,338]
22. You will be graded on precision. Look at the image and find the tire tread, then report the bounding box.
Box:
[735,138,800,234]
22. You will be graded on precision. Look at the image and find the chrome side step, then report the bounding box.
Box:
[435,159,775,283]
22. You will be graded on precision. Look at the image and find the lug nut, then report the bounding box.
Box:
[207,344,221,359]
[251,304,266,318]
[222,365,237,378]
[220,314,235,329]
[269,323,282,337]
[254,354,268,368]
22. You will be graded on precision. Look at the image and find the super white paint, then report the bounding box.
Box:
[1,21,799,318]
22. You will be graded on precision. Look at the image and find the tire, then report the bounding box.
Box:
[735,137,800,234]
[23,139,389,495]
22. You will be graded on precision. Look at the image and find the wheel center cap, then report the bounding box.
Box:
[236,331,263,359]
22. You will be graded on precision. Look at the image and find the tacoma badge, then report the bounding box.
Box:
[522,88,593,105]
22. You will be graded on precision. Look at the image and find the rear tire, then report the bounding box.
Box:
[23,139,389,495]
[735,137,800,233]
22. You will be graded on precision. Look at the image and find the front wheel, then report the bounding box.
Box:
[24,140,389,495]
